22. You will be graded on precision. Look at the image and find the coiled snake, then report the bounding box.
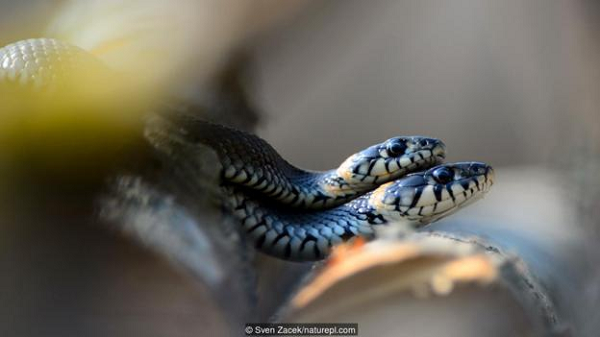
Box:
[0,38,495,261]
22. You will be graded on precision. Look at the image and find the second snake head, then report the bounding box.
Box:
[337,136,446,188]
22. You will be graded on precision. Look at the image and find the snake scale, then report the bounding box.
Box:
[0,38,495,261]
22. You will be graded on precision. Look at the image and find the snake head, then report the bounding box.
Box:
[371,161,494,226]
[337,136,446,187]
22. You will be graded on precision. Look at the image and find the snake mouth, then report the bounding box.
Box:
[345,151,443,187]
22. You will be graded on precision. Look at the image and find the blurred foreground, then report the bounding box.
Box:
[1,1,599,336]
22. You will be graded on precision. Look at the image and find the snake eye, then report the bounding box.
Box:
[419,139,430,147]
[432,167,454,184]
[386,141,407,157]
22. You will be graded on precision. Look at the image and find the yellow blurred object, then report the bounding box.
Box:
[0,38,106,91]
[0,38,151,185]
[0,0,314,189]
[0,0,313,187]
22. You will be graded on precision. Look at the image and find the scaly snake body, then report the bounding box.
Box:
[223,162,494,261]
[0,38,495,261]
[160,112,446,209]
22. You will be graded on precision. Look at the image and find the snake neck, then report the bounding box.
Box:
[174,118,367,209]
[222,185,393,261]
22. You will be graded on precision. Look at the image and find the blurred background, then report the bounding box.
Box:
[0,0,599,336]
